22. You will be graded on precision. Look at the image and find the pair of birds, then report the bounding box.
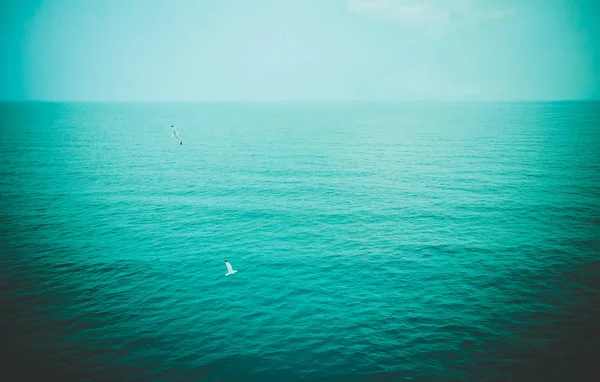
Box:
[171,125,183,145]
[172,125,236,276]
[171,126,237,277]
[171,126,238,276]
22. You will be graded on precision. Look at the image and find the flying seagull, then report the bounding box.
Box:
[171,125,182,145]
[224,259,238,276]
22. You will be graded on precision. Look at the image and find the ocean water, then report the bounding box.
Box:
[1,101,599,381]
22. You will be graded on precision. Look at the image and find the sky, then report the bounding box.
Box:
[1,0,599,101]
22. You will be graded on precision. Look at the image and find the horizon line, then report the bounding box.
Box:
[1,99,599,103]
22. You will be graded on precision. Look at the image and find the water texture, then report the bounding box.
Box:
[1,101,599,381]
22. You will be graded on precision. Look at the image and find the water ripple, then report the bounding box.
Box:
[1,102,599,381]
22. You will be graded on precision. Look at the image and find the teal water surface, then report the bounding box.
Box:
[1,102,599,381]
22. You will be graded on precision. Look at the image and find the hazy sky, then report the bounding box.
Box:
[1,0,599,101]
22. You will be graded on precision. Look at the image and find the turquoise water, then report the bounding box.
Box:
[1,102,599,381]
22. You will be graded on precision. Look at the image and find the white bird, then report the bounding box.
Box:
[170,125,182,145]
[224,259,238,276]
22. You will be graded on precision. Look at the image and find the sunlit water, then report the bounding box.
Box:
[1,102,599,381]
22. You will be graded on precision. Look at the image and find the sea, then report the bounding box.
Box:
[1,101,599,381]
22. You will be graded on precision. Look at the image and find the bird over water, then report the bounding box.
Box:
[171,125,182,145]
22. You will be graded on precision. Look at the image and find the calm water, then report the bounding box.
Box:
[1,102,599,381]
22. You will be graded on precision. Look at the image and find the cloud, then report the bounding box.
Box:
[346,0,516,39]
